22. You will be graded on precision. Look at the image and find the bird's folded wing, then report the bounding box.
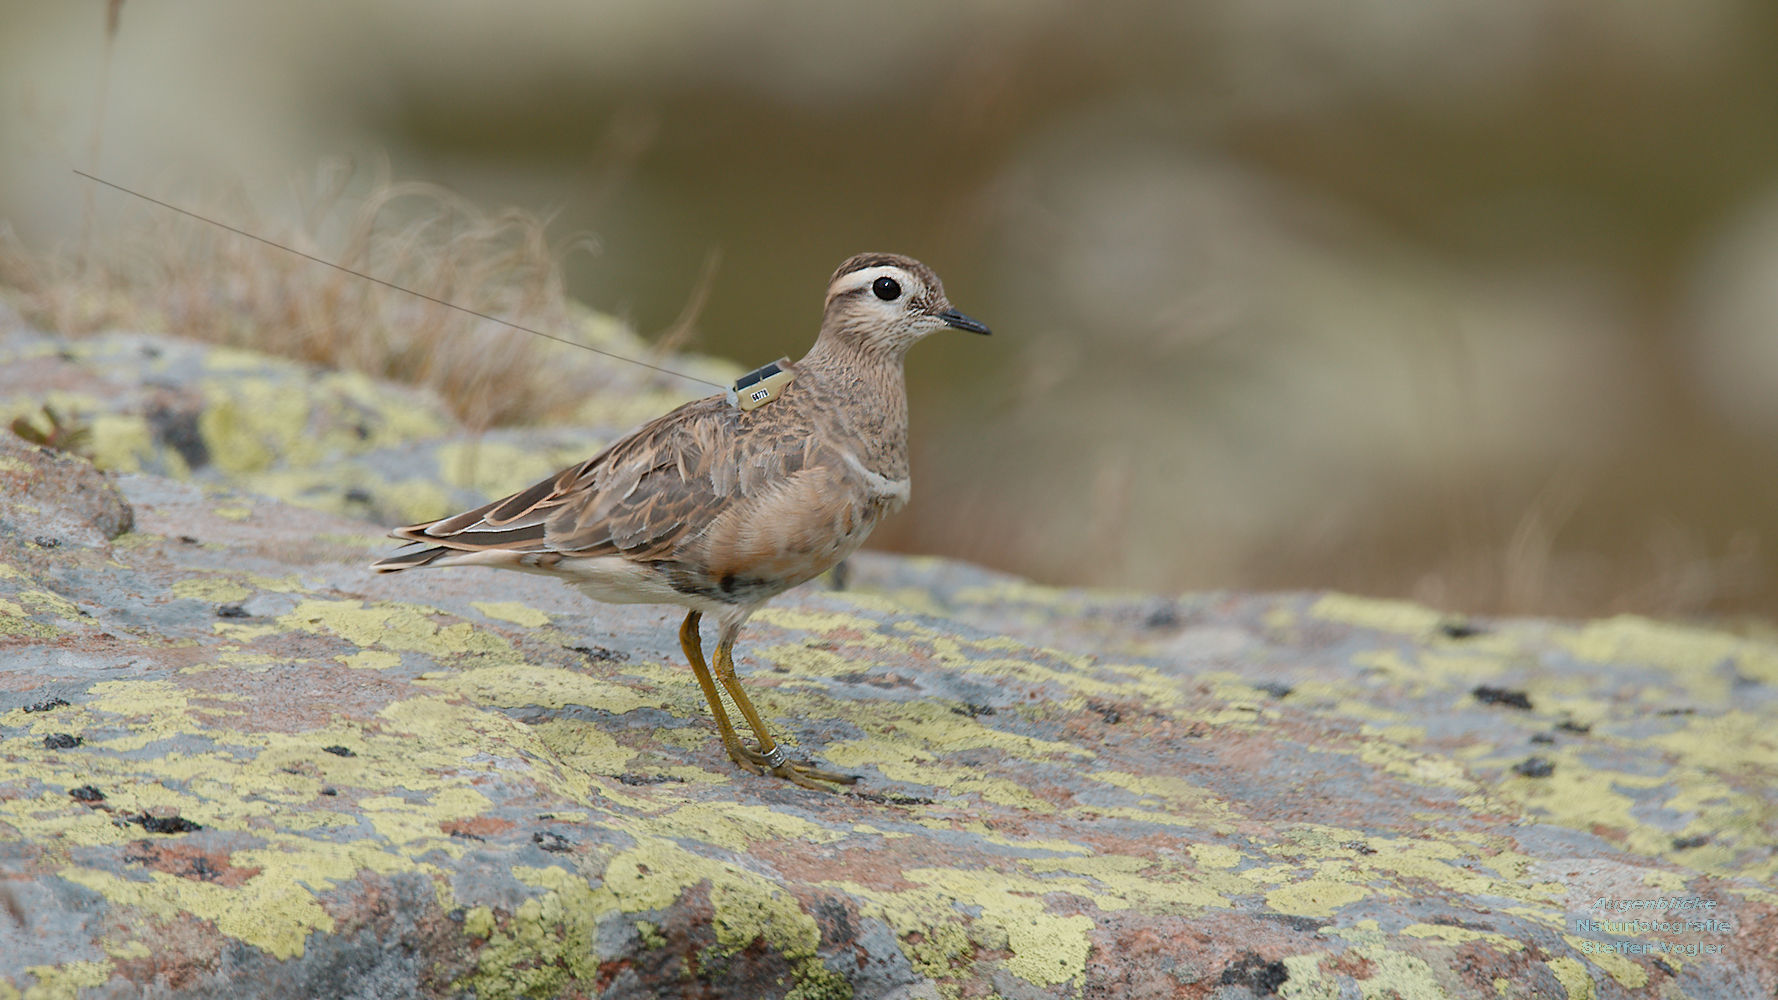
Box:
[390,396,820,563]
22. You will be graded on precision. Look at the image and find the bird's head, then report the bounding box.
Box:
[817,252,990,357]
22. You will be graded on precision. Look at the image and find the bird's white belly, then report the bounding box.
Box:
[555,555,728,614]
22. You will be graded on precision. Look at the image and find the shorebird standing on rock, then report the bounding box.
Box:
[372,253,990,790]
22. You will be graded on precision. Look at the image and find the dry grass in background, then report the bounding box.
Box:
[1,164,1770,625]
[2,189,1769,628]
[1,162,594,432]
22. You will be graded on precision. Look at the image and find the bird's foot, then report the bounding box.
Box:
[769,760,860,791]
[729,743,858,791]
[718,736,767,776]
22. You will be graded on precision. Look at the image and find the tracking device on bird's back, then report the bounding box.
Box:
[728,359,796,411]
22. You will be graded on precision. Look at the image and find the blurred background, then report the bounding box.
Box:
[4,0,1778,620]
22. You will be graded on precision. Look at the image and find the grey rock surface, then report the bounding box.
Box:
[0,330,1775,999]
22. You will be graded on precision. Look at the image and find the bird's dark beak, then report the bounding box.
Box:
[938,308,991,336]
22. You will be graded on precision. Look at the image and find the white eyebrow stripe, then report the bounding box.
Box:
[829,265,916,301]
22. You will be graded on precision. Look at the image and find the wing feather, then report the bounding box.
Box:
[381,395,823,568]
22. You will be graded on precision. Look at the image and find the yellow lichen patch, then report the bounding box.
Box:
[471,601,552,628]
[847,622,1195,722]
[209,651,284,673]
[339,650,402,670]
[1023,852,1237,915]
[375,696,596,806]
[830,868,1093,988]
[749,642,871,685]
[1264,876,1372,918]
[108,531,163,552]
[1487,755,1680,859]
[238,827,454,885]
[948,829,1091,858]
[1345,944,1454,1000]
[1648,711,1778,773]
[1350,649,1505,703]
[468,837,840,1000]
[839,697,1082,761]
[0,599,60,638]
[860,586,951,619]
[227,468,377,519]
[6,706,582,962]
[375,695,539,758]
[1087,770,1240,828]
[643,802,839,853]
[949,577,1087,608]
[1654,771,1774,879]
[1545,955,1598,999]
[1190,843,1244,869]
[102,940,150,960]
[1347,735,1483,794]
[359,785,491,852]
[197,344,286,373]
[1561,615,1778,688]
[419,664,654,716]
[1268,824,1374,857]
[244,573,308,593]
[316,369,450,445]
[1323,918,1386,944]
[248,599,515,661]
[1089,660,1199,712]
[0,792,125,849]
[1276,952,1339,998]
[1306,694,1419,727]
[379,479,455,525]
[1401,922,1526,951]
[817,699,1083,807]
[1350,834,1560,906]
[16,960,114,1000]
[193,373,421,477]
[525,719,638,778]
[1394,649,1514,695]
[60,866,333,962]
[821,589,927,620]
[1637,869,1689,895]
[437,440,573,498]
[851,754,1054,809]
[1559,934,1648,989]
[754,604,889,638]
[467,865,609,999]
[571,386,699,429]
[74,680,247,751]
[1317,923,1469,998]
[171,577,254,603]
[86,412,161,474]
[6,589,90,634]
[1309,593,1444,635]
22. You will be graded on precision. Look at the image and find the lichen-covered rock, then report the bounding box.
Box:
[0,328,733,530]
[0,435,132,548]
[0,331,1774,999]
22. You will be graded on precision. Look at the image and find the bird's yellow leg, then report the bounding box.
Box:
[679,611,763,775]
[712,625,858,790]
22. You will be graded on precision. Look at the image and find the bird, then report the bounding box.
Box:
[371,253,990,790]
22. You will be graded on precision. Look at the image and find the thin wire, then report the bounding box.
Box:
[73,169,725,389]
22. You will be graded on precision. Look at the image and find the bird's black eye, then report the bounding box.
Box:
[872,276,901,301]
